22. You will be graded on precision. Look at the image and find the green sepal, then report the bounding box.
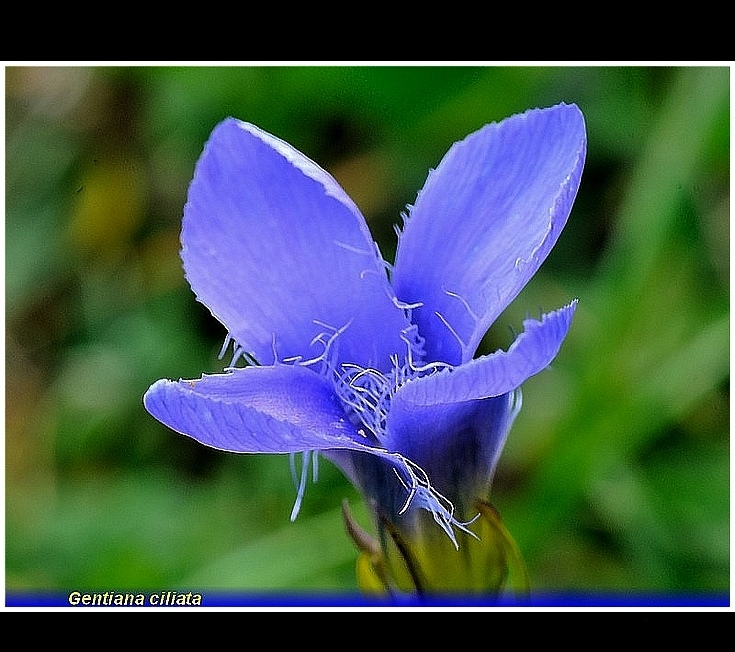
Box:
[344,498,530,598]
[473,500,531,595]
[342,500,392,596]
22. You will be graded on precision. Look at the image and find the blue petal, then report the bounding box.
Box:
[143,365,362,454]
[394,301,577,406]
[143,363,425,481]
[392,104,586,365]
[182,118,411,370]
[144,364,463,536]
[383,392,519,520]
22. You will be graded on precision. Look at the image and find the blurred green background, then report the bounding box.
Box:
[5,65,729,600]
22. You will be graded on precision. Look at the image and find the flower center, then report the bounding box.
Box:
[220,317,469,542]
[321,321,452,442]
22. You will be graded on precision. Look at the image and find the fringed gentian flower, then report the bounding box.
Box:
[144,103,586,597]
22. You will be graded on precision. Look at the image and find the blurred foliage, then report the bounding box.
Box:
[5,65,729,599]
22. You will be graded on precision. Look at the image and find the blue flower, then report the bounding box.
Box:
[144,104,586,582]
